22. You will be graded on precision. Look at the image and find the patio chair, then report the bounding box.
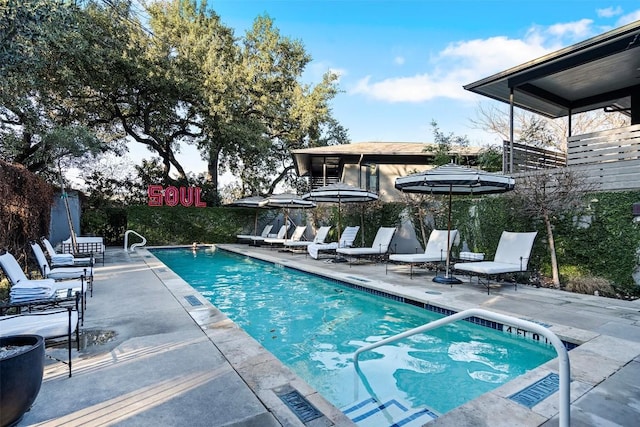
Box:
[284,226,332,252]
[387,229,459,278]
[237,224,273,243]
[250,224,288,246]
[307,226,359,260]
[453,231,538,294]
[41,237,94,267]
[30,242,93,299]
[264,225,307,247]
[0,306,80,377]
[336,226,396,264]
[0,252,85,303]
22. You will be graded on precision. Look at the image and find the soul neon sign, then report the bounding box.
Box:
[147,185,206,207]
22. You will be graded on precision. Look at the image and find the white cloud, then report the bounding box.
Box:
[597,6,623,18]
[617,10,640,26]
[350,35,551,103]
[545,19,594,39]
[347,19,608,104]
[394,56,405,65]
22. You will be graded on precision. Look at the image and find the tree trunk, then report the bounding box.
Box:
[543,210,560,287]
[207,146,220,200]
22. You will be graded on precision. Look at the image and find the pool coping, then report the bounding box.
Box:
[143,244,640,426]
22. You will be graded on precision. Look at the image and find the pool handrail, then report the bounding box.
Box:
[124,230,147,252]
[353,308,570,427]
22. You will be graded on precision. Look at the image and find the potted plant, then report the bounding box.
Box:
[0,335,45,427]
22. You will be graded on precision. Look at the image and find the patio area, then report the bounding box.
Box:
[19,245,640,426]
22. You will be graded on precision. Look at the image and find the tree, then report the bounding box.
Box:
[510,169,596,287]
[425,120,470,165]
[470,102,629,152]
[0,0,111,178]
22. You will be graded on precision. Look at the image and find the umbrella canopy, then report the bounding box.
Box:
[265,193,316,237]
[228,196,269,237]
[302,183,378,243]
[395,163,515,195]
[395,163,515,284]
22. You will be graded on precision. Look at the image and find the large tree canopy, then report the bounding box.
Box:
[1,0,347,201]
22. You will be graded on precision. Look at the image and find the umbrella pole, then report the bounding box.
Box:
[433,185,462,285]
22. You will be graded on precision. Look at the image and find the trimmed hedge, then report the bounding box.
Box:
[125,206,258,245]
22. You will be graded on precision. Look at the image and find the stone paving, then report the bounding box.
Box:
[19,245,640,426]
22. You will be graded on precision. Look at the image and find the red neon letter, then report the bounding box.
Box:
[180,187,194,207]
[165,186,179,206]
[148,185,163,206]
[195,187,206,207]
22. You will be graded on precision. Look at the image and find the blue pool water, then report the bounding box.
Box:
[151,247,556,419]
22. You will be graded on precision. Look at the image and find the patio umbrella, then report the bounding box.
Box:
[265,193,316,238]
[228,196,268,237]
[302,182,378,245]
[395,163,515,284]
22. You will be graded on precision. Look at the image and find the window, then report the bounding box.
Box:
[365,164,379,192]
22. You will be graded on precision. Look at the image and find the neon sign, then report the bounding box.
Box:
[147,185,206,207]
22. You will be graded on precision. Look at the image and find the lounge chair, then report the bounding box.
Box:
[250,224,288,246]
[284,226,332,252]
[453,231,538,294]
[336,226,396,263]
[31,242,93,282]
[387,229,459,278]
[264,225,307,247]
[237,224,273,243]
[41,237,94,267]
[30,242,93,300]
[0,307,80,377]
[61,235,106,264]
[307,226,360,260]
[0,252,85,303]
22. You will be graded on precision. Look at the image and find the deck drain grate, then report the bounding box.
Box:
[509,373,559,408]
[184,295,203,306]
[278,390,322,423]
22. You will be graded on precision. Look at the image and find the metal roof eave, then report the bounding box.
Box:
[463,20,640,118]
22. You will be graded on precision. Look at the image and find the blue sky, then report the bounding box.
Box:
[124,0,640,181]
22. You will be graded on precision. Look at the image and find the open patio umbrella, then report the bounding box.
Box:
[302,182,378,245]
[228,196,268,237]
[395,163,515,284]
[265,193,316,238]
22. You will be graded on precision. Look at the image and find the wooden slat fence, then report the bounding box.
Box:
[511,124,640,192]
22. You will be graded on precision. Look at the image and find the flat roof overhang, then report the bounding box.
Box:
[464,21,640,119]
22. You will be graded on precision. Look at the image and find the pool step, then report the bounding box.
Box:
[342,397,439,427]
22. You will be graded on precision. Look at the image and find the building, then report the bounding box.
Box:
[291,142,483,202]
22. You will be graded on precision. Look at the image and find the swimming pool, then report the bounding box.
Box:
[151,247,556,424]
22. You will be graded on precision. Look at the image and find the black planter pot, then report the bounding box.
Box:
[0,335,45,427]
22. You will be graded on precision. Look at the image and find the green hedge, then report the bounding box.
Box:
[446,191,640,296]
[125,206,258,245]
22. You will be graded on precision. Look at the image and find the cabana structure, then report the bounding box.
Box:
[464,20,640,191]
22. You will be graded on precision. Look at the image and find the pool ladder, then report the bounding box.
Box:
[124,230,147,252]
[353,308,571,427]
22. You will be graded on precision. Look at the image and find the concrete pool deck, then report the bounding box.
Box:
[19,245,640,426]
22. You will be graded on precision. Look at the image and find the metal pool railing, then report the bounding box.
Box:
[353,308,571,427]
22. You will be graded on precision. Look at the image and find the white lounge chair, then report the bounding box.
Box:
[336,226,396,263]
[387,229,459,278]
[0,307,80,377]
[0,252,85,303]
[237,224,273,242]
[31,242,93,282]
[264,225,307,247]
[307,226,359,260]
[61,235,105,264]
[41,237,94,267]
[250,224,288,245]
[285,226,332,252]
[453,231,538,294]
